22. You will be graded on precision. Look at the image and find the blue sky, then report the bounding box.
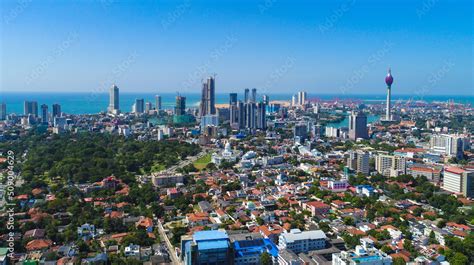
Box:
[1,0,472,95]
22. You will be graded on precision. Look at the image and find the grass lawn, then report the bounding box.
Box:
[193,153,212,170]
[151,163,166,172]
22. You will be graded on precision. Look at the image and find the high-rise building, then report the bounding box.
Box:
[175,96,186,115]
[349,111,368,140]
[256,102,266,130]
[443,166,474,199]
[294,123,308,143]
[297,91,307,106]
[385,68,393,121]
[251,88,257,103]
[155,95,162,111]
[229,93,238,126]
[347,151,370,175]
[145,102,153,112]
[24,101,38,117]
[262,94,269,105]
[40,104,48,123]
[430,134,469,160]
[52,104,61,117]
[237,100,245,129]
[375,154,406,177]
[244,102,256,129]
[133,99,145,113]
[0,103,6,120]
[233,88,267,131]
[200,76,216,117]
[244,88,250,103]
[291,94,297,107]
[108,84,120,114]
[229,93,238,105]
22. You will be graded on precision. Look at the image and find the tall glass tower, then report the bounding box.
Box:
[108,84,120,114]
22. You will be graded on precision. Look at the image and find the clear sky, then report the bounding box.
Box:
[1,0,473,95]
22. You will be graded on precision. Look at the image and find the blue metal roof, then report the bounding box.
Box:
[193,230,230,251]
[234,238,278,258]
[193,230,229,241]
[198,240,229,251]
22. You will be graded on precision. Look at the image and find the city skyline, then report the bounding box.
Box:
[2,0,473,95]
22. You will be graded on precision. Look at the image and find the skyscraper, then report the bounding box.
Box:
[229,93,238,125]
[175,95,186,115]
[251,88,257,103]
[237,100,245,129]
[291,95,297,107]
[262,94,269,105]
[229,93,238,105]
[155,95,162,111]
[40,104,48,123]
[199,76,216,116]
[244,88,250,103]
[52,104,61,117]
[145,102,153,112]
[348,111,368,140]
[0,103,6,120]
[385,68,393,121]
[108,84,120,114]
[133,99,145,113]
[347,151,370,175]
[24,101,38,117]
[256,102,266,130]
[297,91,307,106]
[245,102,256,129]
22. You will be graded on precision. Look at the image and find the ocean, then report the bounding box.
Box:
[1,92,473,115]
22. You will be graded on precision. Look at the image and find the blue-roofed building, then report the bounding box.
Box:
[356,185,375,197]
[231,233,278,265]
[181,230,233,265]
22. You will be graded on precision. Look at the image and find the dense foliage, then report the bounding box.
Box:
[5,132,200,185]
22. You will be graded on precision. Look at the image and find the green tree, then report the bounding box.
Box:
[260,252,272,265]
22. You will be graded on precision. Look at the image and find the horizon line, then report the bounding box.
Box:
[1,91,474,97]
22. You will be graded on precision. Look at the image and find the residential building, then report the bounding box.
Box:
[24,101,38,117]
[430,134,469,160]
[375,154,406,177]
[133,98,145,113]
[40,104,48,123]
[332,238,392,265]
[294,123,308,143]
[108,84,120,114]
[347,151,370,175]
[155,95,162,111]
[52,103,61,117]
[200,76,216,117]
[302,201,331,216]
[0,103,6,120]
[408,166,441,182]
[175,95,186,116]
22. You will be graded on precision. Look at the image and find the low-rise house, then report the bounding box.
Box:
[302,201,331,216]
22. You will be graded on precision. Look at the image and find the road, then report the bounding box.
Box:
[157,219,181,265]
